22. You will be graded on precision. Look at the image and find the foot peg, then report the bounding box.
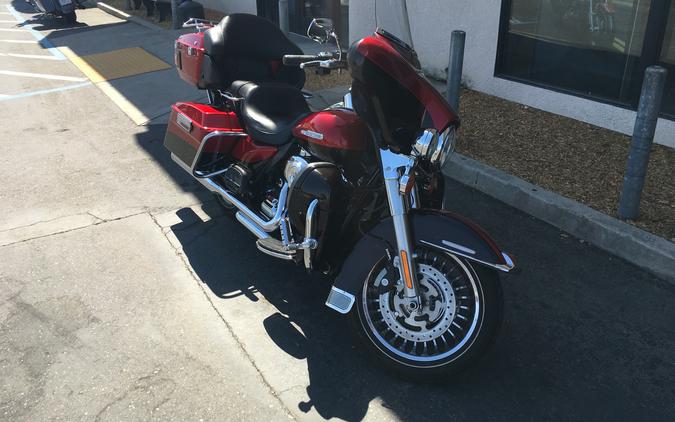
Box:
[256,238,296,261]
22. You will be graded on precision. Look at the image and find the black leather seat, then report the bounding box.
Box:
[229,81,310,146]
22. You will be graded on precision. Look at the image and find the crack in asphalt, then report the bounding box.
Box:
[147,212,297,421]
[0,211,149,248]
[0,202,208,248]
[0,214,82,233]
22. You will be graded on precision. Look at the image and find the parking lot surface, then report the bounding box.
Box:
[1,4,674,421]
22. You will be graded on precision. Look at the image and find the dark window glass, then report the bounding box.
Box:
[497,0,651,107]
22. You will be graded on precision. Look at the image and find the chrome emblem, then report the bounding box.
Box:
[300,129,324,141]
[176,113,192,132]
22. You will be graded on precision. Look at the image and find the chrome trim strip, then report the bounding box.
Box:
[325,286,356,314]
[304,199,319,270]
[171,153,288,233]
[343,92,353,109]
[441,240,476,255]
[420,240,516,273]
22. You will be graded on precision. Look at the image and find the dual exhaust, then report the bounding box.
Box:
[171,153,318,268]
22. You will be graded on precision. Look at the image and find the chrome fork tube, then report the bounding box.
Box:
[380,149,420,301]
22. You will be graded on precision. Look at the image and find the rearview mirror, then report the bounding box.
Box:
[307,18,334,44]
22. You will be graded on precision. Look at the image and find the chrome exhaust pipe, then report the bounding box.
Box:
[236,212,269,240]
[171,153,287,233]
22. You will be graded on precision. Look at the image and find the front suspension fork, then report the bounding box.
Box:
[380,149,421,308]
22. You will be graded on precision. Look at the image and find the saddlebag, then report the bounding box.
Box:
[163,102,244,167]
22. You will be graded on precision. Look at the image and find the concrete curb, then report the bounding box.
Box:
[444,154,675,284]
[96,2,164,31]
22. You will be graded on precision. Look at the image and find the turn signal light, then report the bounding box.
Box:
[400,250,413,289]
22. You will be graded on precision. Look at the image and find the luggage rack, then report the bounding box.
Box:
[182,18,216,32]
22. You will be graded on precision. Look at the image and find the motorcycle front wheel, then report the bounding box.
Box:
[351,247,503,380]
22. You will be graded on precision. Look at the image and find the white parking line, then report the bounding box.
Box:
[0,70,87,81]
[5,5,65,60]
[0,28,28,32]
[0,39,37,43]
[0,81,92,102]
[0,19,20,23]
[0,52,59,60]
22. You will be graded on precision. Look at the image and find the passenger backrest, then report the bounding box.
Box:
[203,14,306,90]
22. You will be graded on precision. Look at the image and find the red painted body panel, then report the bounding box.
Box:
[165,101,278,164]
[231,137,278,163]
[355,32,458,132]
[293,109,369,151]
[175,32,205,87]
[167,102,243,154]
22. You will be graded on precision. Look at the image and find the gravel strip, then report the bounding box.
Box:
[457,89,675,242]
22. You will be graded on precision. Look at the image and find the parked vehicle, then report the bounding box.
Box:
[163,14,517,379]
[30,0,82,24]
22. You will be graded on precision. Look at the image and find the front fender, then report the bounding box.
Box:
[325,209,516,314]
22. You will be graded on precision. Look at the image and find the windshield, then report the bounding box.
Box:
[375,0,414,48]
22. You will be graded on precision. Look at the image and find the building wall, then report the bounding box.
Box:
[350,0,675,148]
[200,0,256,15]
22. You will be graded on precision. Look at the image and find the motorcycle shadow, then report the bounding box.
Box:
[167,203,547,421]
[169,205,390,421]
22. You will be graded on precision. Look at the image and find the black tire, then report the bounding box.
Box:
[64,11,77,23]
[350,247,503,381]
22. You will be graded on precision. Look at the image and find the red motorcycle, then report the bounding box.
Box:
[164,14,516,378]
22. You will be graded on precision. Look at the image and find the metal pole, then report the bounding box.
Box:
[171,0,180,30]
[279,0,289,36]
[618,66,667,220]
[446,30,465,112]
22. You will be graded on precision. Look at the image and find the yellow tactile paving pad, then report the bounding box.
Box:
[59,47,171,83]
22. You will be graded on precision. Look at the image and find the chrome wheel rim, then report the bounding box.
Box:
[361,250,482,364]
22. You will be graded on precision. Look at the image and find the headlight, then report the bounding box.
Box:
[412,129,439,159]
[413,127,457,167]
[430,126,457,168]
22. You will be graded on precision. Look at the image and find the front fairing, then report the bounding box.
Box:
[347,30,459,153]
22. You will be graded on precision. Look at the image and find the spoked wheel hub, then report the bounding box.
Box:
[361,248,482,365]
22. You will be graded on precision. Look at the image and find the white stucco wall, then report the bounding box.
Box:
[350,0,675,148]
[199,0,256,15]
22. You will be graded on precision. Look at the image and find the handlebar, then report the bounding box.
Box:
[282,51,348,71]
[282,54,322,66]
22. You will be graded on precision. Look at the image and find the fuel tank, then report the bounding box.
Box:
[292,109,372,178]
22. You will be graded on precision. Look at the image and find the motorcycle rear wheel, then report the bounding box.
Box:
[351,247,503,380]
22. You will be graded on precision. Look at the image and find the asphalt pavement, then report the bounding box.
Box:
[0,4,674,422]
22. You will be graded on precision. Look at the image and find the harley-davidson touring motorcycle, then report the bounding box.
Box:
[163,14,516,378]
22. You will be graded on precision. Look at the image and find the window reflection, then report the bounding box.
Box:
[498,0,652,106]
[508,0,649,55]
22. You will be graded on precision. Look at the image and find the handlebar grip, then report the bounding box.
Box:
[282,54,320,66]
